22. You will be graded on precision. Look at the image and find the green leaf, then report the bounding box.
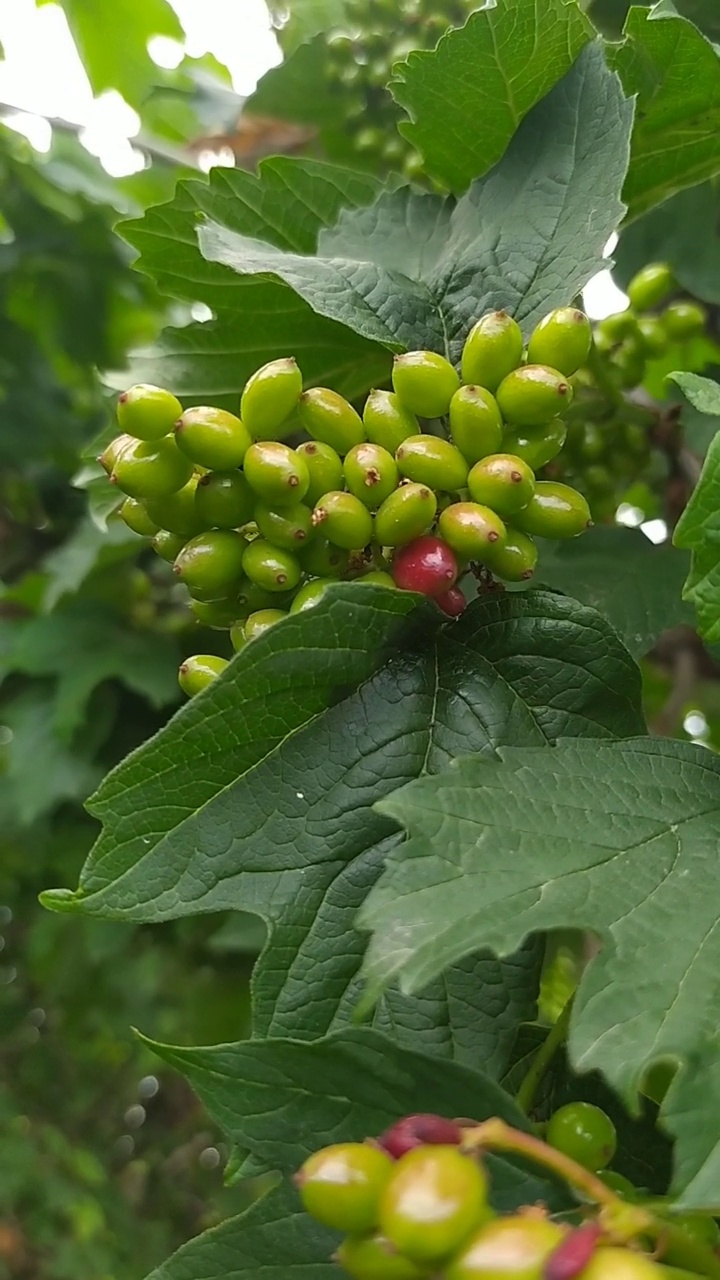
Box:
[614,182,720,305]
[537,528,695,656]
[672,374,720,639]
[670,370,720,417]
[54,0,183,108]
[41,519,139,613]
[199,45,632,356]
[0,687,102,827]
[390,0,593,192]
[608,5,720,222]
[360,736,720,1208]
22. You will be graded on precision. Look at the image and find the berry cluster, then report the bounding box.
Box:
[102,308,593,698]
[296,1108,718,1280]
[324,0,478,176]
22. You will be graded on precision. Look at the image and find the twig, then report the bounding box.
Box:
[515,997,574,1115]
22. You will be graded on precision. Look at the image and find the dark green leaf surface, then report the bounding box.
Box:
[614,182,720,305]
[672,374,720,639]
[200,45,632,358]
[361,737,720,1207]
[391,0,592,192]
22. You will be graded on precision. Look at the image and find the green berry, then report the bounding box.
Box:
[240,357,303,439]
[312,491,374,550]
[449,385,503,464]
[297,1142,393,1233]
[483,528,537,581]
[152,529,187,563]
[300,537,349,578]
[229,620,246,653]
[244,441,310,507]
[298,387,365,455]
[290,578,337,612]
[99,433,134,475]
[242,538,302,592]
[596,1171,638,1201]
[596,310,639,345]
[344,442,399,508]
[190,597,243,630]
[515,481,592,539]
[379,1146,489,1263]
[527,307,592,377]
[627,262,675,312]
[234,577,296,618]
[392,351,460,418]
[178,654,228,698]
[663,1212,720,1252]
[195,470,255,530]
[243,608,288,642]
[438,502,507,560]
[467,454,535,517]
[610,339,646,390]
[337,1233,427,1280]
[174,529,247,599]
[375,482,437,547]
[577,422,606,463]
[663,300,707,340]
[396,434,468,492]
[363,389,419,452]
[356,570,396,588]
[576,1247,662,1280]
[255,500,315,551]
[146,476,203,538]
[502,419,567,470]
[546,1102,617,1171]
[637,315,668,357]
[120,497,159,537]
[175,406,251,470]
[296,440,345,507]
[444,1215,566,1280]
[583,464,614,495]
[117,384,182,441]
[461,311,524,392]
[496,365,573,427]
[112,436,194,501]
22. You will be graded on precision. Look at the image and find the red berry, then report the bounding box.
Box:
[391,536,458,597]
[545,1223,603,1280]
[377,1113,463,1160]
[436,586,467,618]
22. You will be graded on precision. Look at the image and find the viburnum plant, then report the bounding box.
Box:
[42,1,720,1278]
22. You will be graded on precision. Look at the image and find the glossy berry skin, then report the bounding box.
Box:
[576,1247,662,1280]
[627,262,675,312]
[191,597,243,630]
[364,389,419,453]
[483,528,537,581]
[240,357,303,440]
[300,537,349,578]
[546,1102,617,1172]
[336,1232,427,1280]
[344,442,399,508]
[663,300,706,340]
[391,536,458,598]
[175,406,251,470]
[527,308,592,377]
[449,385,504,464]
[254,500,315,551]
[502,419,567,470]
[244,441,310,507]
[174,530,247,599]
[467,454,535,517]
[298,387,365,455]
[117,383,182,441]
[178,654,228,698]
[496,365,573,427]
[436,585,467,617]
[461,311,524,392]
[595,1171,638,1201]
[396,434,468,492]
[438,501,507,560]
[515,482,592,539]
[146,476,203,538]
[120,497,159,537]
[392,351,460,418]
[195,470,255,530]
[356,570,397,589]
[152,529,187,563]
[377,1114,463,1160]
[296,1142,393,1233]
[290,578,337,613]
[112,436,194,501]
[379,1145,489,1263]
[296,440,345,507]
[445,1216,566,1280]
[243,608,288,642]
[312,491,374,550]
[375,483,438,547]
[236,577,296,618]
[242,539,302,593]
[100,433,134,474]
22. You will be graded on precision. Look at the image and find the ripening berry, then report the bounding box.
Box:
[240,357,303,439]
[545,1222,603,1280]
[527,308,592,377]
[178,654,228,697]
[514,482,592,539]
[391,536,458,597]
[496,365,573,427]
[298,387,365,455]
[436,586,467,617]
[379,1145,490,1262]
[396,434,468,492]
[546,1102,617,1172]
[296,1142,394,1233]
[467,454,535,517]
[377,1114,463,1160]
[244,441,310,507]
[117,384,182,441]
[627,262,675,312]
[392,351,460,418]
[364,389,419,453]
[174,406,252,470]
[296,440,345,507]
[445,1215,567,1280]
[375,482,437,547]
[449,385,504,464]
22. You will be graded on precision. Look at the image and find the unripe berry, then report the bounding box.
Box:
[112,437,194,501]
[146,476,204,538]
[445,1215,566,1280]
[153,529,187,563]
[236,577,296,617]
[243,608,288,642]
[627,262,675,312]
[344,442,399,508]
[100,433,134,475]
[461,311,524,392]
[514,482,592,539]
[298,387,365,455]
[356,570,397,589]
[290,578,337,612]
[191,597,243,630]
[449,385,503,464]
[300,536,349,578]
[636,315,668,357]
[610,339,645,390]
[438,502,507,560]
[296,1142,393,1233]
[436,585,467,617]
[596,310,639,345]
[379,1145,489,1262]
[244,441,310,506]
[242,538,302,592]
[392,351,460,418]
[484,528,537,581]
[577,1247,662,1280]
[364,389,419,453]
[296,440,344,507]
[467,454,535,516]
[375,482,437,547]
[175,406,251,470]
[178,654,228,697]
[240,357,303,439]
[377,1113,463,1160]
[546,1102,616,1171]
[527,307,592,376]
[195,470,255,530]
[117,384,182,441]
[336,1232,427,1280]
[391,535,458,597]
[496,365,573,427]
[174,530,247,598]
[502,419,567,470]
[120,497,159,537]
[396,434,468,491]
[312,491,374,550]
[663,300,707,339]
[254,500,315,550]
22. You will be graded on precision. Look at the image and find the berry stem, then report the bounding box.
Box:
[515,996,574,1116]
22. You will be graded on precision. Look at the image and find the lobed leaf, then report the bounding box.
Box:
[672,374,720,640]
